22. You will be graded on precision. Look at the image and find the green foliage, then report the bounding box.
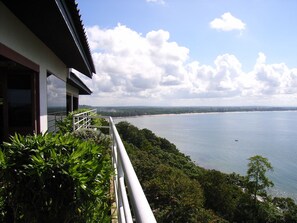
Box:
[72,128,110,148]
[257,199,283,223]
[246,155,274,203]
[199,170,243,221]
[0,133,112,223]
[143,165,207,222]
[272,197,297,222]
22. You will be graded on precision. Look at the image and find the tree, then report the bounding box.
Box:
[246,155,274,205]
[200,170,243,221]
[143,165,205,222]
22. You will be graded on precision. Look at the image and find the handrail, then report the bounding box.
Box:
[73,109,97,131]
[72,110,157,223]
[110,117,157,223]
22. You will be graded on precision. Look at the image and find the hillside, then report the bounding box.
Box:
[116,121,297,222]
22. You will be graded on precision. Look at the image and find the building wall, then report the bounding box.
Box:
[0,2,69,133]
[66,84,80,113]
[67,84,79,98]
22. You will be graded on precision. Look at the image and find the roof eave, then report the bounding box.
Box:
[1,0,95,78]
[67,72,92,95]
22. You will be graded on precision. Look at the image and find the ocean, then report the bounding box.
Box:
[116,111,297,201]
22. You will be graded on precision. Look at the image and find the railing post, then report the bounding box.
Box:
[72,113,76,131]
[54,113,57,133]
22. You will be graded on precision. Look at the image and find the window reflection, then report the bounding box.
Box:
[47,73,66,132]
[47,73,66,113]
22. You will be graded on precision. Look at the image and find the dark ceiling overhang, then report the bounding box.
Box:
[1,0,95,78]
[67,72,92,95]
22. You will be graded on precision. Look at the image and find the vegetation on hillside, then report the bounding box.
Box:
[116,121,297,222]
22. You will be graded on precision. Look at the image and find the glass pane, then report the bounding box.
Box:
[7,74,32,127]
[47,73,66,132]
[73,97,78,111]
[67,94,72,114]
[0,77,3,141]
[47,74,66,113]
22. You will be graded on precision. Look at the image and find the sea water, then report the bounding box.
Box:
[116,111,297,201]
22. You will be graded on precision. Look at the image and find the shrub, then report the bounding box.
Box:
[0,133,112,223]
[72,128,110,147]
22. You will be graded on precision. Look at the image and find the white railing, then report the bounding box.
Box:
[73,109,97,131]
[73,110,157,223]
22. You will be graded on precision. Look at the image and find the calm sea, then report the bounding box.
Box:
[116,111,297,201]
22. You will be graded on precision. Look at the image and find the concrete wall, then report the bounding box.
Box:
[0,2,69,133]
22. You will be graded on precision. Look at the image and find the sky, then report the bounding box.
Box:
[76,0,297,106]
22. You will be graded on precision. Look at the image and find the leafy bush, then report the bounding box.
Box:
[72,128,110,148]
[0,133,112,223]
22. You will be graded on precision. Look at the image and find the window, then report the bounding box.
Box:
[0,46,39,141]
[47,73,66,114]
[47,73,66,132]
[7,74,32,127]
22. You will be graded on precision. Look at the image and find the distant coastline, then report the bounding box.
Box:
[80,105,297,117]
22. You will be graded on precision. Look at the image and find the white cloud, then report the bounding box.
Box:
[210,12,246,32]
[146,0,165,5]
[81,24,297,106]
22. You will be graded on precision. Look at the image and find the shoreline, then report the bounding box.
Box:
[113,108,297,119]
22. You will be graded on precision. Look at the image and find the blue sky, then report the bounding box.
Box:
[77,0,297,106]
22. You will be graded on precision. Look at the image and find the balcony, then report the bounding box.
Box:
[73,109,156,223]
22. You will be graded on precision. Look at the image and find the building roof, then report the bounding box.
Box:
[67,72,92,95]
[1,0,95,78]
